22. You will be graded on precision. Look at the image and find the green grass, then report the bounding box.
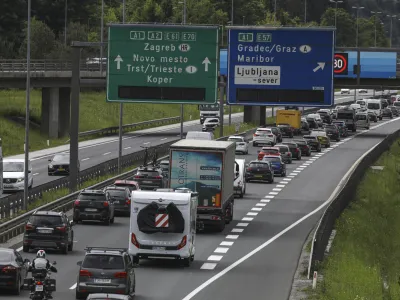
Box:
[0,89,244,156]
[308,138,400,300]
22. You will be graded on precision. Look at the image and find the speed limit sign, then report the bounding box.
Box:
[334,53,348,75]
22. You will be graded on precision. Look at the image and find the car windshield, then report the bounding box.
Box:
[199,104,219,111]
[337,112,354,119]
[52,154,68,162]
[114,183,137,191]
[106,190,126,198]
[3,162,24,172]
[228,137,243,142]
[249,162,269,169]
[138,170,160,177]
[82,255,124,269]
[367,103,380,109]
[303,136,315,140]
[78,193,107,201]
[394,102,400,107]
[29,215,63,226]
[263,149,278,153]
[318,111,328,115]
[263,157,281,163]
[356,114,367,120]
[0,251,13,263]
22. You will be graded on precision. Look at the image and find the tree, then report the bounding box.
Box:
[321,8,355,47]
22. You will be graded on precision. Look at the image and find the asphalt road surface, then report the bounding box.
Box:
[8,111,400,300]
[3,90,369,196]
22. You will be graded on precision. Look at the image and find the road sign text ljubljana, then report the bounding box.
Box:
[107,24,219,104]
[227,27,335,107]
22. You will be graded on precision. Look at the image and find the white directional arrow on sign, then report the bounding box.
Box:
[114,55,123,70]
[313,62,326,72]
[202,57,211,72]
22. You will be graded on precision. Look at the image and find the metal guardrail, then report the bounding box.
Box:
[0,59,103,72]
[308,127,400,278]
[78,116,180,138]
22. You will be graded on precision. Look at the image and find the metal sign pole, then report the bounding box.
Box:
[118,0,126,174]
[219,77,225,137]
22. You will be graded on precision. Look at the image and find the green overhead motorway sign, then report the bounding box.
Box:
[107,24,219,104]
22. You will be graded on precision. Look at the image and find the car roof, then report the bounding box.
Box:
[104,186,128,191]
[3,159,26,163]
[275,144,289,148]
[256,127,272,131]
[303,135,316,138]
[250,160,268,163]
[33,211,61,216]
[81,189,106,195]
[114,180,138,185]
[263,155,281,159]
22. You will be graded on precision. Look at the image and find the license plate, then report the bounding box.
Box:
[142,181,152,184]
[152,246,166,251]
[38,229,52,234]
[85,208,97,212]
[35,285,44,291]
[58,168,64,171]
[94,278,111,284]
[254,175,263,178]
[3,184,13,188]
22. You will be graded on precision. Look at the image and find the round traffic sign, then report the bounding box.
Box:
[334,54,347,74]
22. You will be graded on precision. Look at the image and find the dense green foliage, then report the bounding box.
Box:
[0,0,393,59]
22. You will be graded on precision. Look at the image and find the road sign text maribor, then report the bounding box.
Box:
[107,24,219,104]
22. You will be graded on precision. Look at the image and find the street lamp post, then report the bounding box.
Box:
[274,0,277,22]
[371,11,382,47]
[387,15,396,48]
[177,0,186,138]
[329,0,343,29]
[352,6,364,47]
[64,0,68,45]
[100,0,104,73]
[304,0,307,23]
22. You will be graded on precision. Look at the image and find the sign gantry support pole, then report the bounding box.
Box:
[219,76,225,138]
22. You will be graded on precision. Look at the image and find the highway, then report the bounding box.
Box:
[3,90,367,195]
[8,104,400,300]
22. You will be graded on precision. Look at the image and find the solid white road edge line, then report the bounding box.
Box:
[70,283,77,289]
[182,124,392,300]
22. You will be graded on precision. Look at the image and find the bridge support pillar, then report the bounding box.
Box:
[243,106,266,126]
[41,87,71,138]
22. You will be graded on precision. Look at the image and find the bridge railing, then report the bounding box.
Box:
[0,59,103,72]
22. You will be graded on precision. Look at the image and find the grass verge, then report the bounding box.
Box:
[0,89,244,156]
[308,138,400,300]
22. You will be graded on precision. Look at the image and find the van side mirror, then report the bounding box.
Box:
[76,261,82,266]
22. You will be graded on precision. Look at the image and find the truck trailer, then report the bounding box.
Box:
[168,140,235,232]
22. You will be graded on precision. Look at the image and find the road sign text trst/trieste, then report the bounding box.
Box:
[227,27,335,107]
[107,24,219,104]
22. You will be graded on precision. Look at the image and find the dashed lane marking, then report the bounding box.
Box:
[103,152,111,155]
[256,203,267,207]
[231,228,244,233]
[207,255,223,261]
[201,263,217,270]
[242,217,254,221]
[81,158,90,161]
[214,247,229,254]
[237,223,249,227]
[221,241,234,246]
[33,173,39,176]
[226,235,240,240]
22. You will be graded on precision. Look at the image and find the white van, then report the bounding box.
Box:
[129,189,198,266]
[367,99,383,120]
[186,131,214,140]
[234,159,246,198]
[355,111,370,130]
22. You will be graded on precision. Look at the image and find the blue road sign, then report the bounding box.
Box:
[227,27,335,107]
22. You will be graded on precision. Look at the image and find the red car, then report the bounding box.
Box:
[257,147,281,160]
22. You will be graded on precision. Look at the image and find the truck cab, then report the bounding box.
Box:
[199,104,220,124]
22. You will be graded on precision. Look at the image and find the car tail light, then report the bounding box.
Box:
[268,134,273,137]
[154,176,162,179]
[56,225,67,232]
[79,270,92,277]
[131,233,140,248]
[246,167,251,171]
[74,200,80,206]
[36,281,43,285]
[126,198,131,205]
[134,175,143,179]
[2,266,16,273]
[177,235,187,250]
[295,148,299,152]
[114,272,127,279]
[25,224,34,231]
[103,201,109,207]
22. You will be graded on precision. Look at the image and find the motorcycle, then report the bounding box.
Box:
[24,261,57,300]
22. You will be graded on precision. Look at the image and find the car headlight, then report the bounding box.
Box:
[17,178,24,182]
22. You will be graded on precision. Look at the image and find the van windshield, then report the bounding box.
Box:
[367,103,380,109]
[357,101,365,105]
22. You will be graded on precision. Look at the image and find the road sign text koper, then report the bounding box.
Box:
[107,24,219,104]
[227,27,335,107]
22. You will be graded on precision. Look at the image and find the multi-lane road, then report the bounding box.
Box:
[6,91,400,300]
[4,90,368,193]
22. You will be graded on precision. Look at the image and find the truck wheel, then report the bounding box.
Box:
[22,245,29,253]
[217,219,225,232]
[352,126,356,132]
[225,204,233,224]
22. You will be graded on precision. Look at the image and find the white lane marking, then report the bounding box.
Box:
[276,184,285,187]
[231,228,244,233]
[264,195,274,198]
[143,142,150,145]
[260,199,270,203]
[269,192,279,195]
[220,241,234,246]
[201,263,217,270]
[283,178,292,181]
[292,171,301,173]
[287,175,296,178]
[306,161,314,164]
[272,188,282,191]
[226,235,239,239]
[237,223,249,227]
[247,212,258,216]
[33,173,39,176]
[17,246,22,252]
[161,138,167,141]
[331,144,339,147]
[242,217,254,221]
[214,247,229,254]
[309,158,317,161]
[296,168,305,171]
[251,207,263,211]
[279,181,288,184]
[302,164,310,166]
[207,255,223,261]
[124,147,131,150]
[69,283,77,290]
[256,203,267,207]
[327,147,334,150]
[103,152,111,155]
[81,158,90,161]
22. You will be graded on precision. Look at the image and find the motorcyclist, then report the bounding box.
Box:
[30,250,57,299]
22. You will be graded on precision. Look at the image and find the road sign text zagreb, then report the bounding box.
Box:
[227,27,335,106]
[107,24,218,104]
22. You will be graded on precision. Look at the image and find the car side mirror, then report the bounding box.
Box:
[52,261,57,265]
[69,220,74,226]
[48,159,51,162]
[76,261,82,266]
[24,259,30,264]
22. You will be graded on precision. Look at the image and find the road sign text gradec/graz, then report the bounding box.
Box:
[227,27,335,107]
[107,24,219,104]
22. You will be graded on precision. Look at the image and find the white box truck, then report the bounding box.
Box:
[168,140,236,232]
[129,188,198,267]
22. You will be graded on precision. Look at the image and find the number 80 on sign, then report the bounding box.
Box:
[334,53,348,75]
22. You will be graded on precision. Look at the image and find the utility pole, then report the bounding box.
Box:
[179,0,187,139]
[371,11,382,47]
[352,6,364,47]
[330,0,343,29]
[228,0,234,126]
[387,15,396,48]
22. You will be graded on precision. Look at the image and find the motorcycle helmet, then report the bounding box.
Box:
[36,249,46,258]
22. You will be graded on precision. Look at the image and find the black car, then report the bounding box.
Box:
[0,248,30,294]
[75,247,136,300]
[73,189,115,225]
[381,99,389,109]
[270,127,283,143]
[301,120,310,133]
[324,124,341,142]
[332,121,348,136]
[48,153,80,176]
[367,111,378,123]
[282,142,302,160]
[305,116,318,129]
[23,211,74,254]
[103,186,131,216]
[133,166,167,190]
[317,110,332,124]
[389,106,399,117]
[292,139,311,156]
[277,124,294,138]
[382,107,393,119]
[303,135,322,152]
[245,160,274,183]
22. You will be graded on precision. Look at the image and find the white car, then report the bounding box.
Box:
[340,88,350,94]
[358,89,368,93]
[355,112,370,129]
[202,118,220,132]
[349,103,362,111]
[253,128,276,146]
[228,136,249,154]
[3,159,33,191]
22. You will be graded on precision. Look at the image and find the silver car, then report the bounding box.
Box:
[86,294,133,300]
[228,136,249,154]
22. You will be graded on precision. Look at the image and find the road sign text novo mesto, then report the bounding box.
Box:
[227,27,335,107]
[107,24,219,104]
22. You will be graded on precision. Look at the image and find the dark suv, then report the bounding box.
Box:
[23,211,74,254]
[103,186,131,216]
[75,247,136,300]
[282,142,302,160]
[73,189,115,225]
[133,166,167,190]
[277,124,294,138]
